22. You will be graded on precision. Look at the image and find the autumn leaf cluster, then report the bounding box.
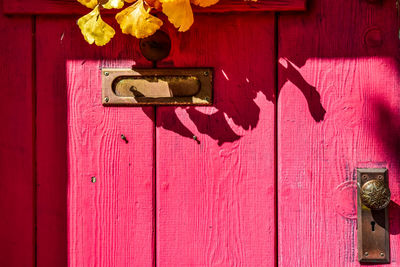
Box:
[77,0,219,46]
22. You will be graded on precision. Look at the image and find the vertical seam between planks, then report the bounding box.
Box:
[274,12,279,267]
[31,15,38,267]
[153,106,157,267]
[153,60,158,267]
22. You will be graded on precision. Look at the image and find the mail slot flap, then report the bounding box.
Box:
[113,75,201,98]
[102,68,213,106]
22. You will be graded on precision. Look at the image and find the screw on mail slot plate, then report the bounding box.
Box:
[101,68,213,106]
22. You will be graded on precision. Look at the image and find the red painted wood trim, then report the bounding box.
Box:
[156,14,276,266]
[0,11,34,267]
[4,0,305,15]
[36,18,155,266]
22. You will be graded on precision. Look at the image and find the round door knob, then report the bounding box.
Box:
[360,180,391,210]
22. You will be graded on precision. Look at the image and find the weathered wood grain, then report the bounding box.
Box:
[4,0,305,15]
[156,14,276,266]
[36,18,155,266]
[0,9,33,267]
[278,0,400,265]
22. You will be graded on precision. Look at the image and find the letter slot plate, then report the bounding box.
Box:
[102,68,213,105]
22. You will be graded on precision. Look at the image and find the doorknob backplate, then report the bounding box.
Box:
[357,168,390,263]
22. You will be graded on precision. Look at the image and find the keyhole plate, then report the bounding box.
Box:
[357,168,390,263]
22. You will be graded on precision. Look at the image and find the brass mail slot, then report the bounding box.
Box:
[102,68,213,105]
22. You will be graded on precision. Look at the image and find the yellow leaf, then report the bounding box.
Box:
[160,0,193,32]
[102,0,125,9]
[190,0,218,7]
[116,0,163,38]
[77,6,116,46]
[77,0,98,9]
[125,0,137,2]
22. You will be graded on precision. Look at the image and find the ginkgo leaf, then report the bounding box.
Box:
[78,0,98,8]
[190,0,218,7]
[102,0,125,9]
[160,0,193,32]
[116,0,163,38]
[77,5,116,46]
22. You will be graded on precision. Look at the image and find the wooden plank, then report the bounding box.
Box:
[36,18,155,266]
[156,14,276,266]
[4,0,305,15]
[0,10,34,267]
[278,0,400,265]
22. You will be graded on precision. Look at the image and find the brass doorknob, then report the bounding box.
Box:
[360,179,391,210]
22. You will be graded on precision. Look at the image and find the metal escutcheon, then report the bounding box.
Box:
[357,168,390,263]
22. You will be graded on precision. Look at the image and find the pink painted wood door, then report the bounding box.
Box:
[2,0,400,266]
[33,10,277,267]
